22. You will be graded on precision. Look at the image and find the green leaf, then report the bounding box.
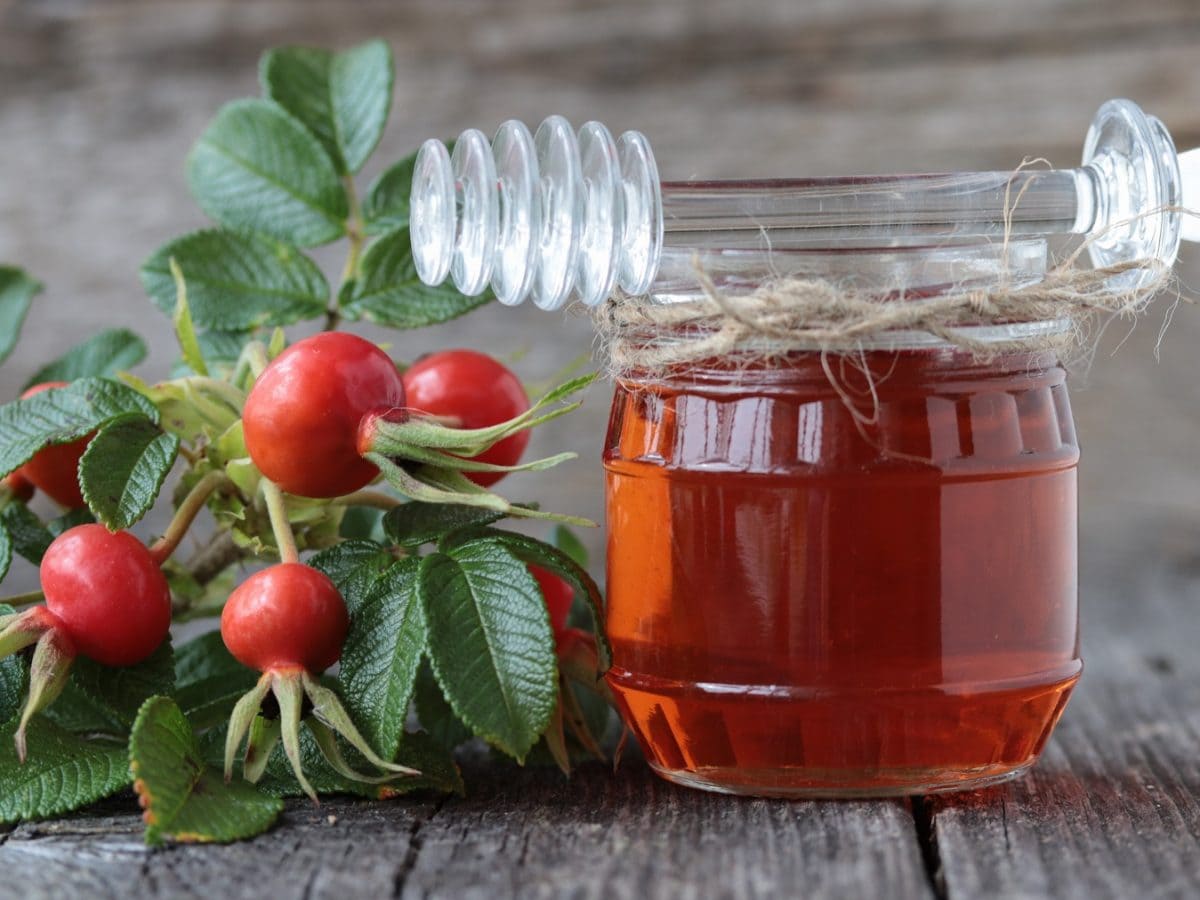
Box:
[25,328,146,389]
[176,671,260,732]
[200,330,251,368]
[186,99,348,247]
[552,525,589,568]
[444,527,611,670]
[383,501,505,549]
[0,605,24,723]
[174,633,259,727]
[42,683,124,735]
[419,540,557,760]
[141,229,329,330]
[0,715,130,823]
[341,227,491,328]
[0,377,159,479]
[308,539,392,614]
[413,660,472,750]
[340,558,425,762]
[175,630,245,686]
[338,505,386,542]
[67,639,175,731]
[0,266,41,366]
[0,504,52,564]
[363,150,416,234]
[130,696,283,845]
[389,730,464,796]
[261,40,393,175]
[79,414,180,530]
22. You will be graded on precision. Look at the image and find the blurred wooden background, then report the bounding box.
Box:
[2,0,1200,631]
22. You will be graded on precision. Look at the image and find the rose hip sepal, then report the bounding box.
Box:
[356,372,597,524]
[0,524,172,761]
[400,350,533,488]
[220,562,419,802]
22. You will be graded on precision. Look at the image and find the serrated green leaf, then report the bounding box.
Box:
[308,539,392,614]
[177,671,260,732]
[363,151,416,234]
[413,660,472,750]
[443,527,611,670]
[0,266,41,366]
[67,639,175,731]
[419,541,557,760]
[0,504,52,564]
[79,414,179,530]
[341,227,491,328]
[42,682,124,735]
[0,715,130,823]
[0,605,23,723]
[261,40,393,175]
[340,558,425,761]
[186,99,348,247]
[130,696,283,845]
[383,501,505,549]
[25,328,146,389]
[175,630,244,686]
[141,229,329,330]
[0,377,159,480]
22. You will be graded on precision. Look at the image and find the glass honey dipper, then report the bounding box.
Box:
[409,99,1199,310]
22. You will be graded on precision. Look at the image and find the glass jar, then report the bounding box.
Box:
[602,240,1081,797]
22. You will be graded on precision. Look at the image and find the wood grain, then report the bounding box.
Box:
[0,763,933,900]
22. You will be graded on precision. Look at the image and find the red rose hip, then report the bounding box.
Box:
[243,332,406,498]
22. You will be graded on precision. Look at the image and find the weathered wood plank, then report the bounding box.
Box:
[931,678,1200,900]
[402,758,932,900]
[0,794,442,900]
[0,761,935,900]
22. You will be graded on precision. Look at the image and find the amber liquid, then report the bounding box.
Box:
[603,349,1081,796]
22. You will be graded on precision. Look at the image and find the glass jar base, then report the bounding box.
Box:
[647,760,1036,799]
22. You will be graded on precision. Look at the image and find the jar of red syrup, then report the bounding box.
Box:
[602,239,1081,797]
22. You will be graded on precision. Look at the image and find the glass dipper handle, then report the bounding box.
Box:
[410,99,1197,308]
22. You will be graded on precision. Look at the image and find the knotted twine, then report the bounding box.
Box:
[593,191,1188,380]
[595,251,1176,379]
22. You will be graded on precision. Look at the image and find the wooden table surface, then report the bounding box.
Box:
[2,1,1200,897]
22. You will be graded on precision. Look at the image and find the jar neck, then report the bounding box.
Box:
[619,345,1065,395]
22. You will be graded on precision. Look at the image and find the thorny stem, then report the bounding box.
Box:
[332,489,401,511]
[149,471,230,566]
[261,479,299,565]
